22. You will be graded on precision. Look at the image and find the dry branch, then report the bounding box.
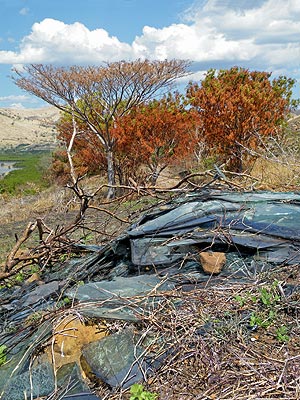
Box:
[5,221,37,272]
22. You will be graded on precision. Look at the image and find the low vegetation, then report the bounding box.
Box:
[0,151,51,195]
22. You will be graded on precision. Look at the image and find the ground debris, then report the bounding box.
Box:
[1,190,300,399]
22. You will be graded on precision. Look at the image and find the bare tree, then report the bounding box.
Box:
[13,60,190,198]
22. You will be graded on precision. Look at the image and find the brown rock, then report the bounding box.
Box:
[45,315,107,370]
[199,251,226,274]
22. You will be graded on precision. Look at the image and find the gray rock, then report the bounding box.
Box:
[78,302,141,322]
[0,321,53,394]
[81,330,149,389]
[67,275,175,302]
[1,361,54,400]
[22,280,60,307]
[57,362,90,395]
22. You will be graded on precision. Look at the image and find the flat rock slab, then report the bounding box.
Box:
[67,275,175,302]
[81,330,149,389]
[57,363,101,399]
[22,280,60,307]
[1,361,54,400]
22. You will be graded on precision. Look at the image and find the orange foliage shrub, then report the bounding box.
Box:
[52,93,197,186]
[113,93,197,185]
[186,67,291,172]
[50,114,107,184]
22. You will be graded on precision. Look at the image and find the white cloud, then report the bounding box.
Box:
[132,23,256,62]
[0,0,298,80]
[0,18,132,64]
[0,95,30,102]
[177,70,207,83]
[180,0,300,69]
[19,7,29,16]
[7,102,25,109]
[0,94,39,109]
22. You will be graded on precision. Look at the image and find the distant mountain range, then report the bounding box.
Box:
[0,106,60,151]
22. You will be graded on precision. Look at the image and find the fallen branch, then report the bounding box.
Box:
[5,221,37,272]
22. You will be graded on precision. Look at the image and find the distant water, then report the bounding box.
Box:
[0,161,19,177]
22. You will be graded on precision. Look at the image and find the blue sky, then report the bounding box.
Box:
[0,0,299,108]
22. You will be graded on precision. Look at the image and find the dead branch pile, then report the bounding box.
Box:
[0,167,255,281]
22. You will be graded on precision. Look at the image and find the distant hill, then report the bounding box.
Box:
[0,106,60,151]
[0,106,299,153]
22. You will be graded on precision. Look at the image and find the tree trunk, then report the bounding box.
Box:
[149,164,167,186]
[228,144,243,173]
[106,148,116,199]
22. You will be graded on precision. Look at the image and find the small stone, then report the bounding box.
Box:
[199,252,226,274]
[26,272,42,284]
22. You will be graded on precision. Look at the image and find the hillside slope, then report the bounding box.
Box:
[0,106,60,150]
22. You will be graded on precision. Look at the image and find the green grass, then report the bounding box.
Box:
[0,151,52,195]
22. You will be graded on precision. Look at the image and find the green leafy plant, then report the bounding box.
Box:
[30,265,40,274]
[234,294,247,307]
[244,281,290,343]
[234,293,257,307]
[276,326,290,343]
[14,272,24,283]
[0,345,7,366]
[59,252,77,262]
[130,383,158,400]
[81,233,94,243]
[56,296,71,309]
[249,310,276,329]
[259,285,280,306]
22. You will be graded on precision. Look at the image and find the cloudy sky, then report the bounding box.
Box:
[0,0,299,108]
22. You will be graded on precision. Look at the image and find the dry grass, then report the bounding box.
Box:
[249,158,300,190]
